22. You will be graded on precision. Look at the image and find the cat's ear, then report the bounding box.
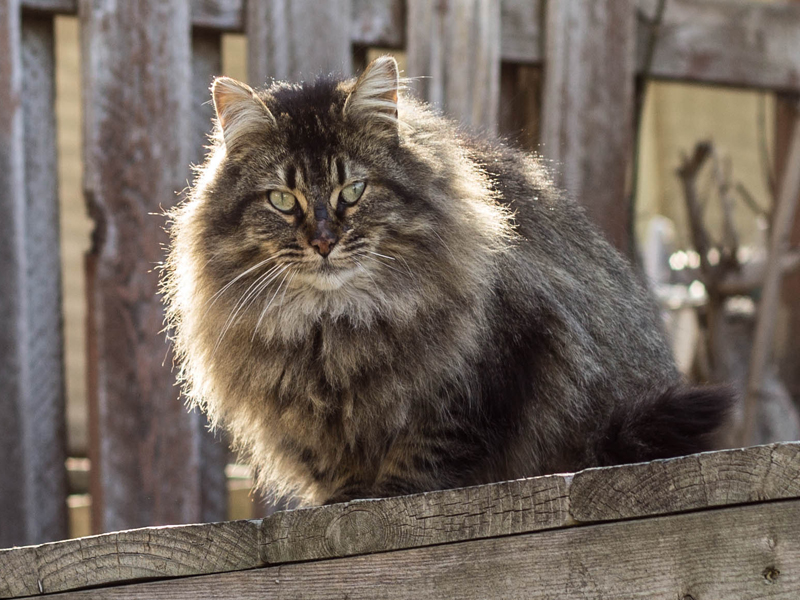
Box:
[343,56,399,138]
[211,76,276,151]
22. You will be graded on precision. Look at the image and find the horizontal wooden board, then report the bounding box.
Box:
[261,473,571,563]
[641,0,800,92]
[0,520,260,598]
[19,0,800,92]
[36,500,800,599]
[2,443,798,598]
[571,441,800,522]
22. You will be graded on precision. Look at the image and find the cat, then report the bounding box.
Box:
[161,56,732,506]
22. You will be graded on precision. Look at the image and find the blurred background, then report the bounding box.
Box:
[1,0,799,548]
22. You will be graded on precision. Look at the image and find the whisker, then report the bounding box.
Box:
[353,259,378,288]
[252,267,294,341]
[359,253,406,276]
[367,250,396,261]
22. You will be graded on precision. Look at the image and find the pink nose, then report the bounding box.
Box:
[310,220,338,257]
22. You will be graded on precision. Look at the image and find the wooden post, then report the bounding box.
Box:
[246,0,353,85]
[540,0,636,253]
[80,0,208,533]
[406,0,501,134]
[0,1,68,547]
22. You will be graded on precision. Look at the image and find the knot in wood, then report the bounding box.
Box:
[325,507,387,555]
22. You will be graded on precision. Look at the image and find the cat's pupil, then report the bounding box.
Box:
[340,181,365,205]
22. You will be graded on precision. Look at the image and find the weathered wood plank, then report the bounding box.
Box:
[406,0,501,133]
[261,473,571,564]
[190,0,242,32]
[190,30,230,524]
[540,0,637,252]
[19,12,69,547]
[20,0,76,15]
[36,500,800,599]
[351,0,404,48]
[4,443,797,599]
[0,3,68,549]
[571,443,800,522]
[79,0,202,534]
[247,0,353,85]
[500,0,542,64]
[0,0,29,551]
[641,0,800,92]
[0,520,260,598]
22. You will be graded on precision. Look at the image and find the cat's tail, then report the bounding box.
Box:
[599,385,735,465]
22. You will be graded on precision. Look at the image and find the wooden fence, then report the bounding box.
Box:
[2,443,799,598]
[2,0,800,551]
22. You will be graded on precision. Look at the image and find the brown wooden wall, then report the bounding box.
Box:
[1,0,800,548]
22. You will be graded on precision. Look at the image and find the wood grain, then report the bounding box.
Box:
[36,500,800,599]
[571,443,800,522]
[0,4,68,548]
[541,0,637,252]
[261,473,571,563]
[0,520,261,598]
[190,0,242,32]
[0,0,29,550]
[79,0,203,534]
[3,443,797,599]
[247,0,353,85]
[641,0,800,92]
[406,0,501,134]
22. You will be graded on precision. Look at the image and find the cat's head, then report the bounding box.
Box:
[167,56,511,342]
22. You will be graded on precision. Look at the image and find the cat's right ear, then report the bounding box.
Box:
[211,77,276,151]
[343,56,400,139]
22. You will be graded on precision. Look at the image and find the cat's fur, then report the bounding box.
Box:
[162,56,731,505]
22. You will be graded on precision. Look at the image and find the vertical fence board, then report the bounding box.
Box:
[541,0,636,252]
[0,1,68,547]
[80,0,201,533]
[246,0,353,85]
[190,30,229,523]
[406,0,501,134]
[0,0,30,549]
[20,13,68,545]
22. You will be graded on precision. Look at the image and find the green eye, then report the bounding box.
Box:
[340,181,366,206]
[268,190,297,213]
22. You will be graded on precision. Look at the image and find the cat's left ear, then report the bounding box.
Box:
[343,56,399,138]
[212,76,276,151]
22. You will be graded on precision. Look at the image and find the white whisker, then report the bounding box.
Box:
[251,267,294,341]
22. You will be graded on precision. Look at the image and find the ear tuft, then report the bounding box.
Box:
[211,76,276,151]
[344,56,399,136]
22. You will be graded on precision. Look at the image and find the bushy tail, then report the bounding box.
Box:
[599,385,735,466]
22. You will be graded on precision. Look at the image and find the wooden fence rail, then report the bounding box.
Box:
[1,443,799,598]
[1,0,800,550]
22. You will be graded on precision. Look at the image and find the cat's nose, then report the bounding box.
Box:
[310,220,338,257]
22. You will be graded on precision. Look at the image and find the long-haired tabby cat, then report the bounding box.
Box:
[162,56,731,505]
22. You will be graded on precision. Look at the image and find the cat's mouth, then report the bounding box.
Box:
[296,258,359,291]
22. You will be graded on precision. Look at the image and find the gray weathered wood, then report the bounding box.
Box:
[0,520,260,598]
[406,0,501,134]
[190,30,230,524]
[0,0,29,551]
[31,500,800,599]
[0,3,68,549]
[351,0,404,48]
[261,473,571,564]
[641,0,800,92]
[190,0,242,32]
[20,0,76,15]
[500,0,542,64]
[571,443,800,522]
[247,0,353,85]
[541,0,636,252]
[3,443,798,599]
[79,0,202,534]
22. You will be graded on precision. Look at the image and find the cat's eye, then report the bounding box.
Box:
[340,181,366,206]
[268,190,297,213]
